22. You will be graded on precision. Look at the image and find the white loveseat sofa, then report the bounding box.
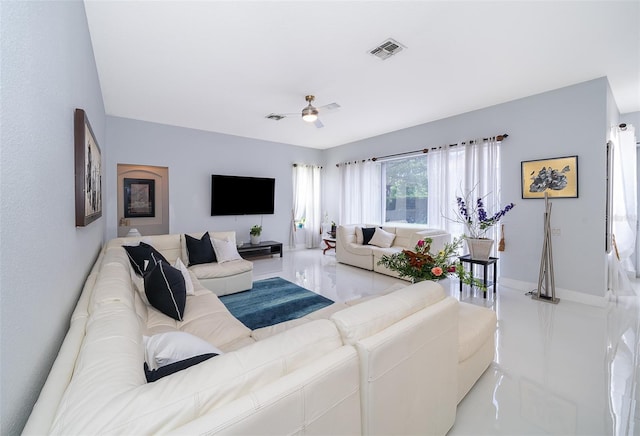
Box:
[336,224,452,279]
[24,231,495,435]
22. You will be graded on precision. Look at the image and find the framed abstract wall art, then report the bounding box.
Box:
[124,178,156,218]
[74,108,102,226]
[521,155,578,199]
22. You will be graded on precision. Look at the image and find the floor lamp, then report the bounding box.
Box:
[532,192,560,304]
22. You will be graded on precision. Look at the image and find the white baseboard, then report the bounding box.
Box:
[499,277,607,307]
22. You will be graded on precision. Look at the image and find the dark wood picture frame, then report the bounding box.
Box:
[74,108,102,226]
[521,155,578,199]
[124,178,156,218]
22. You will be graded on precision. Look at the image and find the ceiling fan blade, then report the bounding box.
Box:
[265,112,299,121]
[265,113,286,121]
[314,119,324,128]
[318,102,340,111]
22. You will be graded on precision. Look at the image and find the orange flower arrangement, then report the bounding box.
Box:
[378,237,485,288]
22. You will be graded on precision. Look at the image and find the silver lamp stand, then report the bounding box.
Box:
[532,192,560,304]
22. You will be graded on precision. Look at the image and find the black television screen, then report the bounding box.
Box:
[211,174,275,216]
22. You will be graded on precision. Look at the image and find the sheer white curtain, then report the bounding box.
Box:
[427,137,502,253]
[610,124,637,282]
[338,160,382,224]
[290,164,322,248]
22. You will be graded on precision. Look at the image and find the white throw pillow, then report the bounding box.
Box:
[143,332,223,370]
[355,227,364,245]
[211,237,243,263]
[368,227,396,248]
[129,265,146,298]
[174,258,195,296]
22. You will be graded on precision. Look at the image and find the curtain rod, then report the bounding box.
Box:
[292,163,323,169]
[371,133,508,162]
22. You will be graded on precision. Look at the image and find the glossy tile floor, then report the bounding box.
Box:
[253,248,640,436]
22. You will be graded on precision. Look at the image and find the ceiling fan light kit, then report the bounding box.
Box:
[301,109,318,122]
[266,95,339,128]
[301,95,319,122]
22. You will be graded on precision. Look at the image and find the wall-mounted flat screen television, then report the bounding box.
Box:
[211,174,275,216]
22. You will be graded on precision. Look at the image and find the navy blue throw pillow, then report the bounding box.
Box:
[123,242,168,276]
[362,227,377,245]
[185,232,217,266]
[144,353,217,383]
[144,261,186,321]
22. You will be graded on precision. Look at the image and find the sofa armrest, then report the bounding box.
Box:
[330,281,446,345]
[336,225,376,270]
[411,229,451,253]
[336,225,357,246]
[355,297,459,435]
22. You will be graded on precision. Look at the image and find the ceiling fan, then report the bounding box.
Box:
[265,95,340,128]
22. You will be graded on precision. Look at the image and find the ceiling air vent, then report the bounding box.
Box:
[369,38,406,60]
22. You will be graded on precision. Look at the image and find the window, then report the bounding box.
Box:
[382,155,428,224]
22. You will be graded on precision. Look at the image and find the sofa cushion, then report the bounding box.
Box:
[144,261,186,321]
[370,245,401,257]
[174,258,195,296]
[178,294,252,348]
[111,234,183,264]
[188,258,253,279]
[211,236,243,263]
[393,227,421,248]
[123,242,168,276]
[143,331,223,370]
[251,303,349,341]
[89,261,137,314]
[144,353,218,382]
[185,232,217,266]
[144,291,252,350]
[368,227,396,248]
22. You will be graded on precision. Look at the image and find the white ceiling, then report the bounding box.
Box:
[84,1,640,149]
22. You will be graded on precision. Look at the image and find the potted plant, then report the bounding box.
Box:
[454,190,515,260]
[250,225,262,245]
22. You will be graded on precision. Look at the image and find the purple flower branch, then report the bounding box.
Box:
[455,192,515,238]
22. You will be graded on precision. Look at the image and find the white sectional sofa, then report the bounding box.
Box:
[336,224,452,279]
[24,231,496,435]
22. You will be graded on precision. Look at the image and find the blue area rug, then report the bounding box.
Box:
[219,277,334,330]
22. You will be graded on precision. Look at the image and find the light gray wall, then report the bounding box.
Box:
[620,111,640,128]
[0,1,105,434]
[105,117,324,243]
[324,78,611,298]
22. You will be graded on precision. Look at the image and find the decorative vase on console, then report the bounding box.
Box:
[454,189,515,261]
[465,238,494,261]
[250,225,262,245]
